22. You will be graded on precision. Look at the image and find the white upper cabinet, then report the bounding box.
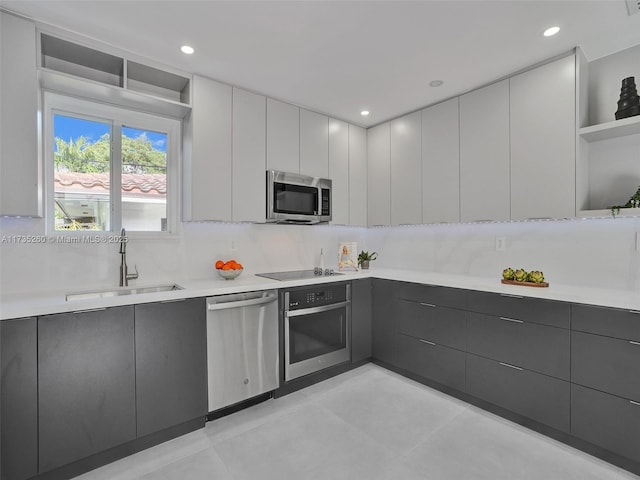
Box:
[1,13,40,217]
[348,125,368,227]
[510,55,576,220]
[232,88,266,223]
[300,109,329,178]
[367,122,391,226]
[266,98,299,173]
[422,98,460,224]
[183,76,232,221]
[328,118,349,225]
[390,111,422,225]
[460,80,511,222]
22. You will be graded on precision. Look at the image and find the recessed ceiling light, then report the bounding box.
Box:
[361,110,370,116]
[180,45,195,55]
[543,26,560,37]
[429,80,444,87]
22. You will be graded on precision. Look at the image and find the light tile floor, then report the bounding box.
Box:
[75,364,640,480]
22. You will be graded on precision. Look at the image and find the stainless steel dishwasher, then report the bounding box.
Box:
[206,290,279,414]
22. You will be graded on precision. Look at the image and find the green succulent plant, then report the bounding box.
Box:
[514,268,528,282]
[502,267,515,280]
[528,270,545,284]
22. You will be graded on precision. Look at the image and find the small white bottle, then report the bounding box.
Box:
[319,248,325,271]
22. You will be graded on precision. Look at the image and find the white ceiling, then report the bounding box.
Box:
[4,0,640,127]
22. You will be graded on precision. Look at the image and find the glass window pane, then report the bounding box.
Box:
[53,114,111,231]
[121,126,167,232]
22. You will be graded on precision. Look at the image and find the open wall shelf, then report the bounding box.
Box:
[579,115,640,142]
[39,32,191,118]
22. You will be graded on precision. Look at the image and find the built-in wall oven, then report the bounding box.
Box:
[283,283,351,381]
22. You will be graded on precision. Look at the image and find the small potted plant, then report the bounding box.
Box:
[357,250,378,270]
[610,185,640,218]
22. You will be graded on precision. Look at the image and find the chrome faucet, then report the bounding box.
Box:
[119,228,138,287]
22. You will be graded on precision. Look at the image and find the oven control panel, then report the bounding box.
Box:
[287,284,348,310]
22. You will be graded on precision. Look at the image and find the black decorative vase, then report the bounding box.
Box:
[615,76,640,120]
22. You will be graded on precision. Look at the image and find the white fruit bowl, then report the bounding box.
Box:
[217,268,243,280]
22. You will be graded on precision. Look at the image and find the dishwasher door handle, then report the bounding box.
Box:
[207,293,278,311]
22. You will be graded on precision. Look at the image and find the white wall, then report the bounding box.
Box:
[368,217,640,291]
[1,216,638,297]
[0,217,368,297]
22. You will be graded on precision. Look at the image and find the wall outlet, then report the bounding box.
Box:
[230,240,237,252]
[495,236,506,251]
[636,232,640,252]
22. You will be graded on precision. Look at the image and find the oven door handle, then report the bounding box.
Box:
[285,300,350,317]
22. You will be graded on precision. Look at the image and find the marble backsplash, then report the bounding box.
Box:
[1,215,638,297]
[368,216,640,291]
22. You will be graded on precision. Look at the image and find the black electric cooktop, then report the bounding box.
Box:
[255,269,343,281]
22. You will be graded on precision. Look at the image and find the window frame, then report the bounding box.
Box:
[43,91,181,237]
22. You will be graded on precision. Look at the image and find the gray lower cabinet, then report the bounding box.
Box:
[395,333,465,391]
[466,353,570,432]
[466,290,570,329]
[397,299,466,350]
[38,306,136,474]
[572,384,640,463]
[351,278,372,363]
[572,330,640,402]
[396,282,466,310]
[466,311,570,380]
[572,303,640,341]
[372,279,398,365]
[135,298,207,437]
[1,318,37,480]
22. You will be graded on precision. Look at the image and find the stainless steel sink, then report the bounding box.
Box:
[66,284,184,301]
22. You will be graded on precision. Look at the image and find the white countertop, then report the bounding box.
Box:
[1,269,639,320]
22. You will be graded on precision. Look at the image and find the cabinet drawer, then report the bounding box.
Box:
[398,300,465,350]
[466,290,570,328]
[572,304,640,341]
[466,353,570,432]
[396,282,466,310]
[395,333,466,392]
[572,384,640,463]
[572,331,640,401]
[466,312,569,380]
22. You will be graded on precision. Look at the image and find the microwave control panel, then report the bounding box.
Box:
[321,188,330,216]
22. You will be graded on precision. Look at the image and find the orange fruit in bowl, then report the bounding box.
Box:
[232,262,243,270]
[221,263,232,271]
[215,260,224,269]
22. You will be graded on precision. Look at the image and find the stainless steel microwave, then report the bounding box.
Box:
[266,170,332,224]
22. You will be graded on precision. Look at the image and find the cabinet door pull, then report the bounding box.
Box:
[629,310,640,315]
[419,302,436,308]
[629,341,640,346]
[630,400,640,407]
[499,293,523,299]
[160,298,186,304]
[499,316,523,324]
[419,339,436,346]
[499,362,523,371]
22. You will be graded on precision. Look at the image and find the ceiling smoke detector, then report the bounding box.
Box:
[626,0,640,15]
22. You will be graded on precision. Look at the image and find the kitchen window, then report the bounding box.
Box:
[44,92,180,234]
